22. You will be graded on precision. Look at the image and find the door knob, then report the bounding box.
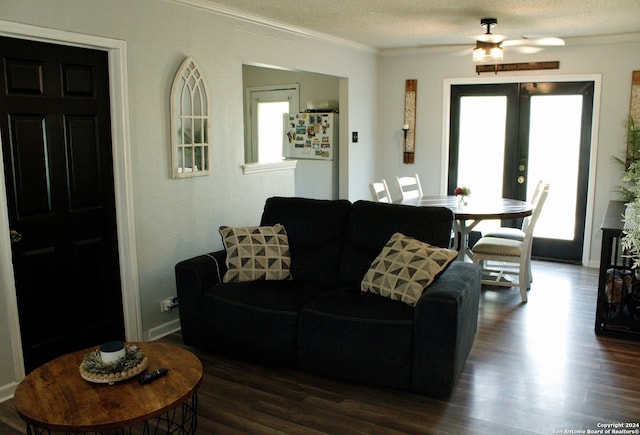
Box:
[10,230,22,243]
[517,176,525,184]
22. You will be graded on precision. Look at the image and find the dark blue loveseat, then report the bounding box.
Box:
[175,197,481,397]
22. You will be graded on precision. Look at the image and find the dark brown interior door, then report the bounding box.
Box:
[0,37,125,373]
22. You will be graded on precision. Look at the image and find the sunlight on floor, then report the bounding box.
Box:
[522,267,574,402]
[472,261,597,411]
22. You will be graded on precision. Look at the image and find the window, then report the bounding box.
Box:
[245,85,299,164]
[171,57,210,178]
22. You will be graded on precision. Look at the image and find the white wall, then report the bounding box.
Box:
[378,39,640,266]
[0,0,378,396]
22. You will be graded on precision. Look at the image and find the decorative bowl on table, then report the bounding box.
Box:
[79,343,148,385]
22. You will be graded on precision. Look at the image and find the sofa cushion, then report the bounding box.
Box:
[361,232,457,306]
[219,224,291,283]
[200,279,330,367]
[340,200,454,285]
[298,286,414,390]
[260,197,352,283]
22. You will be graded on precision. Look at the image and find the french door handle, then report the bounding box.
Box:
[10,229,22,243]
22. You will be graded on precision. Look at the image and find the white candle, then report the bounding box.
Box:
[100,341,126,364]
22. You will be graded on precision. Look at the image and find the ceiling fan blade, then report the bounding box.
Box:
[502,37,565,47]
[511,46,544,54]
[452,47,473,57]
[475,33,505,43]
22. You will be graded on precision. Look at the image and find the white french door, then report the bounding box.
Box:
[448,81,594,263]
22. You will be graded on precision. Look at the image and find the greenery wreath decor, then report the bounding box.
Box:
[79,344,148,384]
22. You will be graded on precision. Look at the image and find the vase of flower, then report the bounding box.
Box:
[454,186,471,205]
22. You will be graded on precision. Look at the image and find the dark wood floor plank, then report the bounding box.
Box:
[3,261,640,434]
[0,404,24,435]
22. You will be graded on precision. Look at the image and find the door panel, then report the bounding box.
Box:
[449,84,520,237]
[67,116,102,208]
[457,96,507,197]
[1,36,124,372]
[448,84,519,200]
[519,82,593,261]
[8,115,52,215]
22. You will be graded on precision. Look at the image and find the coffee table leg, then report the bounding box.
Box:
[144,391,198,434]
[25,393,198,435]
[26,423,41,435]
[25,424,55,435]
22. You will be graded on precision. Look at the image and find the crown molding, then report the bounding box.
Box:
[563,32,640,46]
[172,0,378,54]
[381,44,470,58]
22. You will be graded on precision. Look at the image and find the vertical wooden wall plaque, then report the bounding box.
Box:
[630,71,640,123]
[627,71,640,163]
[403,80,417,164]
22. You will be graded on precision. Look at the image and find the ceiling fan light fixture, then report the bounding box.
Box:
[472,41,503,61]
[471,17,563,63]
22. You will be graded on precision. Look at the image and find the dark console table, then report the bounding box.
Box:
[595,200,640,339]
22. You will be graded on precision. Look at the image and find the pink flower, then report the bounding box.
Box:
[454,186,471,196]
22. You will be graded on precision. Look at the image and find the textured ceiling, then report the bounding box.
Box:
[195,0,640,50]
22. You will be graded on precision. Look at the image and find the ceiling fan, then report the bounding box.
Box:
[472,18,565,62]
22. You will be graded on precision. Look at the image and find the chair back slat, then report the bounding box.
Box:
[369,179,392,203]
[523,183,550,247]
[395,174,423,200]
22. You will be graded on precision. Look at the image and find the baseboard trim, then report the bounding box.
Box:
[146,319,181,342]
[0,380,19,403]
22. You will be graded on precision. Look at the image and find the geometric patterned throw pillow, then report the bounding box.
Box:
[361,232,458,307]
[219,224,292,283]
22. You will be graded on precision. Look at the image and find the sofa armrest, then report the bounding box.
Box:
[411,261,481,397]
[175,250,227,345]
[175,250,226,298]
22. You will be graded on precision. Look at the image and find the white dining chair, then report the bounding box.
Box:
[369,180,392,203]
[481,181,548,282]
[471,183,549,303]
[481,180,546,241]
[395,174,423,200]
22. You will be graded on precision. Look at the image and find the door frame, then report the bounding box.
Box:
[0,20,141,384]
[442,74,602,266]
[245,84,300,163]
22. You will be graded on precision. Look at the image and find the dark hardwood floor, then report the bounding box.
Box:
[2,261,640,434]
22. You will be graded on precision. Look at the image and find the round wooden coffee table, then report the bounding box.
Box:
[14,342,203,434]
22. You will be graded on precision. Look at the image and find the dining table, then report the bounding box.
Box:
[398,195,533,260]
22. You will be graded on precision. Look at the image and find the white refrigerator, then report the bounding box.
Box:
[283,112,338,200]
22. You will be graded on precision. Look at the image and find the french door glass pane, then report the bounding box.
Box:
[528,95,583,240]
[257,101,290,163]
[457,96,507,232]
